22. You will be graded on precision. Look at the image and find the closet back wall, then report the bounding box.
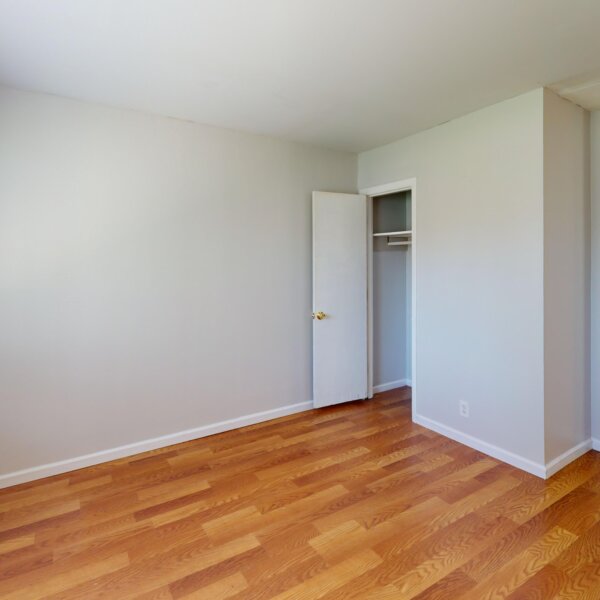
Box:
[372,249,409,388]
[0,86,356,481]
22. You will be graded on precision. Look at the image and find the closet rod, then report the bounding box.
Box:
[372,230,411,237]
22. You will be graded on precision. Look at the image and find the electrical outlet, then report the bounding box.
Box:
[459,400,469,418]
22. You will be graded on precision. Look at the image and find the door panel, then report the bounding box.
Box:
[312,192,368,408]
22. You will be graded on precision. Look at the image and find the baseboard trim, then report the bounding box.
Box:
[413,413,547,478]
[0,401,313,490]
[3,401,592,490]
[413,413,597,479]
[373,379,412,394]
[545,439,593,479]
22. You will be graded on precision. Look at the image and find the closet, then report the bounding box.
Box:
[369,190,412,395]
[311,184,414,409]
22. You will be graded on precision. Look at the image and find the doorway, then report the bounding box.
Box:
[362,178,417,416]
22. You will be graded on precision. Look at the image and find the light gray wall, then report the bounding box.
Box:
[592,112,600,443]
[0,87,356,477]
[359,89,546,465]
[373,248,409,387]
[542,89,590,462]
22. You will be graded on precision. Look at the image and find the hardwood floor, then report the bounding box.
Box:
[1,387,600,599]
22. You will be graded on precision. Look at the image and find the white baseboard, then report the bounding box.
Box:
[545,439,593,478]
[373,379,412,394]
[3,401,593,490]
[413,413,547,478]
[0,401,313,490]
[414,413,596,479]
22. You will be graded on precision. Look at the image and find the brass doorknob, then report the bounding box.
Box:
[312,311,327,320]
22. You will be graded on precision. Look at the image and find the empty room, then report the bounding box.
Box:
[2,1,600,598]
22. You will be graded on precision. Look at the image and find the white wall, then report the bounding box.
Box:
[542,89,590,462]
[592,112,600,445]
[359,90,547,466]
[0,87,356,479]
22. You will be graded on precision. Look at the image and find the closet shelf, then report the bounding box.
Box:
[372,230,412,237]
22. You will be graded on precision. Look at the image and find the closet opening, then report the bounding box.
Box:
[368,188,413,400]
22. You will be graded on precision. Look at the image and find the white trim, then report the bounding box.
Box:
[0,401,313,490]
[545,439,593,478]
[360,178,416,198]
[413,413,547,478]
[360,178,417,420]
[373,379,411,394]
[414,413,596,479]
[366,193,374,399]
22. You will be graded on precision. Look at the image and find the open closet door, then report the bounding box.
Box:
[312,192,368,408]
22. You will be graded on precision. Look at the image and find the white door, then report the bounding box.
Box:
[312,192,368,408]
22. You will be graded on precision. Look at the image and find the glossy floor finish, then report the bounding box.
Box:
[1,388,600,599]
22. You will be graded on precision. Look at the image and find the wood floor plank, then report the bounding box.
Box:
[550,519,600,576]
[2,553,130,600]
[309,496,448,563]
[243,525,325,595]
[550,562,600,599]
[178,572,248,599]
[460,482,600,586]
[137,475,210,502]
[504,564,568,599]
[391,515,516,598]
[0,387,599,599]
[0,534,35,555]
[268,549,382,600]
[410,569,477,600]
[46,534,261,600]
[0,498,81,533]
[132,587,174,600]
[459,526,578,599]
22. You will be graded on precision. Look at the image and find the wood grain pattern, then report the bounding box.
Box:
[1,387,599,599]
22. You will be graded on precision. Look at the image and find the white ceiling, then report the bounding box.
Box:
[2,0,600,152]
